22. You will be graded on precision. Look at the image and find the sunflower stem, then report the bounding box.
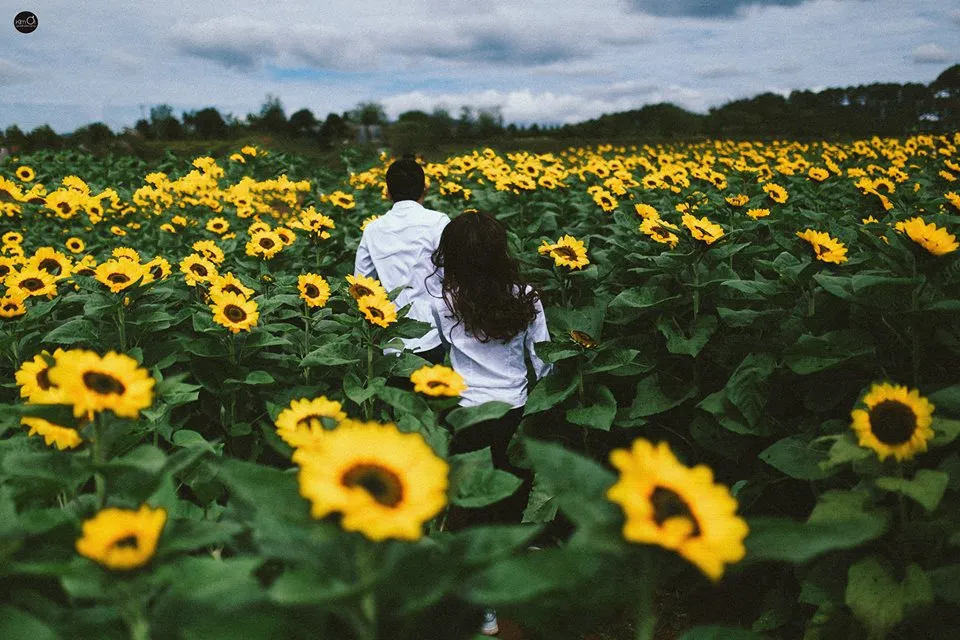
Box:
[364,339,374,421]
[910,260,920,389]
[92,415,107,509]
[116,304,127,352]
[355,542,379,640]
[303,302,311,386]
[633,554,657,640]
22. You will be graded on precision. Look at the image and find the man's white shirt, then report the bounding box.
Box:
[354,200,449,353]
[431,286,552,408]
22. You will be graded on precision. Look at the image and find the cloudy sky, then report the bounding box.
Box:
[1,0,958,133]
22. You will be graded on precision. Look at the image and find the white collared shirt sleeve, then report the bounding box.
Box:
[525,298,553,380]
[354,232,376,278]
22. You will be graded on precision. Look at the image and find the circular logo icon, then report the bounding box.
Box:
[14,11,37,33]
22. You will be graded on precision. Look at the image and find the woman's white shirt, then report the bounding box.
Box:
[430,286,552,408]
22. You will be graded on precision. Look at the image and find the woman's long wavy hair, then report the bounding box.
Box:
[430,210,539,343]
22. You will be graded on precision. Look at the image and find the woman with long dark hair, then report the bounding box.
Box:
[429,209,552,635]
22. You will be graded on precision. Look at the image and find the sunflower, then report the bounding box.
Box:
[541,235,590,270]
[745,208,770,220]
[634,204,659,219]
[21,417,82,450]
[607,439,749,581]
[275,227,297,247]
[110,226,127,237]
[160,223,176,233]
[95,260,145,293]
[328,191,355,209]
[808,167,829,182]
[5,266,58,298]
[592,189,618,212]
[298,273,331,308]
[762,182,789,204]
[796,229,848,264]
[16,166,35,182]
[639,217,680,248]
[274,396,348,449]
[360,215,380,232]
[409,364,467,397]
[112,247,141,263]
[0,256,21,280]
[294,419,448,541]
[569,329,598,348]
[76,505,167,571]
[206,217,230,235]
[191,240,225,265]
[245,230,284,259]
[65,237,85,254]
[894,217,958,256]
[862,216,879,225]
[179,254,218,287]
[2,231,22,245]
[247,220,271,236]
[681,214,725,245]
[346,274,387,301]
[850,382,935,462]
[210,291,259,333]
[357,293,398,328]
[27,247,73,280]
[15,349,65,403]
[141,257,171,284]
[48,350,155,419]
[0,293,26,318]
[209,272,254,299]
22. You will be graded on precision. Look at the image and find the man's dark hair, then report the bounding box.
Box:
[385,156,425,202]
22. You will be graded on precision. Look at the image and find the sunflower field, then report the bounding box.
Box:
[1,135,959,640]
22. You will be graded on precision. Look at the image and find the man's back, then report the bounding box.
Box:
[354,199,449,352]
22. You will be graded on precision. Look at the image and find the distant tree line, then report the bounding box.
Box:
[2,65,957,155]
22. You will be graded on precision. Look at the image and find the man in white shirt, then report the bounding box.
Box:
[354,156,449,363]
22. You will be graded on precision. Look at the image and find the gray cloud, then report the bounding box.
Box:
[627,0,806,18]
[696,65,747,78]
[0,59,33,86]
[911,43,952,64]
[392,26,585,66]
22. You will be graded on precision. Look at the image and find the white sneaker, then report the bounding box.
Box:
[479,609,499,636]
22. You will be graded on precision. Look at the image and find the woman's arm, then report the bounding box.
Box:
[525,298,553,380]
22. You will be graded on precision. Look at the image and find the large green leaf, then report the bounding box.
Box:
[875,470,949,513]
[448,447,522,508]
[445,402,515,432]
[524,374,578,415]
[300,338,361,366]
[845,558,932,639]
[630,373,697,418]
[657,314,718,357]
[566,385,617,431]
[784,330,875,375]
[758,436,834,481]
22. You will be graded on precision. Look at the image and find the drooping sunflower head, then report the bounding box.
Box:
[894,217,958,256]
[298,273,331,308]
[22,416,82,450]
[681,214,725,245]
[357,293,398,328]
[274,396,348,449]
[607,439,749,581]
[724,194,749,207]
[746,208,771,220]
[75,505,167,571]
[210,291,259,334]
[47,350,156,419]
[569,329,598,348]
[850,382,935,462]
[346,274,387,301]
[191,240,225,265]
[141,257,172,285]
[796,229,848,264]
[294,419,448,541]
[409,364,467,397]
[639,217,680,248]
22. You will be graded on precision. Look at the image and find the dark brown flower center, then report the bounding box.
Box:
[0,265,10,278]
[295,414,327,429]
[869,400,918,445]
[426,380,447,389]
[304,284,320,298]
[37,367,52,390]
[259,238,275,249]
[367,306,384,320]
[651,487,701,537]
[107,273,130,284]
[149,265,164,279]
[82,371,126,395]
[552,246,578,261]
[224,305,246,323]
[21,277,45,291]
[191,264,208,277]
[350,284,373,299]
[223,284,244,296]
[341,464,403,507]
[2,301,20,311]
[38,258,62,275]
[57,202,72,214]
[113,535,139,549]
